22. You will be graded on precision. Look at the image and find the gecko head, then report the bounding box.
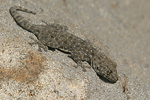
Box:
[92,57,118,83]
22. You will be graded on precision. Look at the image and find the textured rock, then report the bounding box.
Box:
[0,0,150,100]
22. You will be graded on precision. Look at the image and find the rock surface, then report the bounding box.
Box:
[0,0,150,100]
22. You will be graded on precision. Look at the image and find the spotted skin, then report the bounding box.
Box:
[9,6,118,83]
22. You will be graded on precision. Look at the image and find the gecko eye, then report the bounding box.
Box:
[106,70,112,75]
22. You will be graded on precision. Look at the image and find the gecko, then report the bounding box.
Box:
[9,6,118,83]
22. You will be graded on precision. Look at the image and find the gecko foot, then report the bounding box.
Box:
[73,61,91,72]
[29,36,48,52]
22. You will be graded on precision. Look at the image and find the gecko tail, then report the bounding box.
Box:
[10,6,36,14]
[9,6,36,32]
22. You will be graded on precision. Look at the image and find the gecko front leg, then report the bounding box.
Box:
[71,51,91,72]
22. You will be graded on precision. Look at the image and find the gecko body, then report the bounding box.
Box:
[9,6,118,83]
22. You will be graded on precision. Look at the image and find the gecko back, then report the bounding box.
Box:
[9,6,36,33]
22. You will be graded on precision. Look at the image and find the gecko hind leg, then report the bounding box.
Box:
[75,61,91,72]
[41,19,59,25]
[41,20,50,25]
[41,20,68,32]
[29,36,48,52]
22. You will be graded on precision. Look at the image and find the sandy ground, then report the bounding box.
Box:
[0,0,150,100]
